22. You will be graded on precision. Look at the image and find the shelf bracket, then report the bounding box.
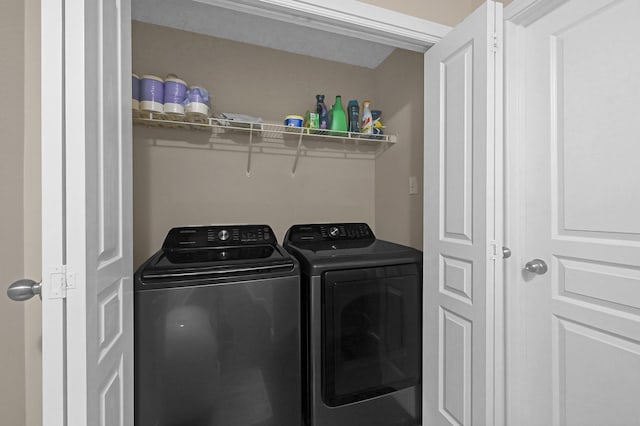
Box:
[291,127,305,176]
[246,123,254,177]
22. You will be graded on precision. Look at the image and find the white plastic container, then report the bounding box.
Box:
[360,100,373,134]
[132,73,141,111]
[163,77,188,115]
[185,86,210,117]
[140,75,164,113]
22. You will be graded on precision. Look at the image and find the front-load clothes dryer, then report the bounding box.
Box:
[283,223,423,426]
[135,225,301,426]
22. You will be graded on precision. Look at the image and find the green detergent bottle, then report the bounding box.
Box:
[329,95,347,136]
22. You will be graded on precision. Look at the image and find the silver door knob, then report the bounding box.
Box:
[502,247,512,259]
[7,279,41,301]
[524,259,548,275]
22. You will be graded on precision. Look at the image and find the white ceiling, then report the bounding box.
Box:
[131,0,449,69]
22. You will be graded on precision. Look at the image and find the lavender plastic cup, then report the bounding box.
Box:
[132,74,141,111]
[163,77,188,115]
[185,86,210,117]
[140,75,164,113]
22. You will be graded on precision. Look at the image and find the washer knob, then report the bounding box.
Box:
[328,226,340,238]
[218,229,230,241]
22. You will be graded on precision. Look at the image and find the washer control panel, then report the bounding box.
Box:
[285,223,374,243]
[163,225,276,250]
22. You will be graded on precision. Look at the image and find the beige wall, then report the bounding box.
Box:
[23,0,43,424]
[1,0,42,425]
[358,0,474,26]
[359,0,511,26]
[0,0,27,424]
[373,49,424,250]
[132,23,379,266]
[132,22,428,263]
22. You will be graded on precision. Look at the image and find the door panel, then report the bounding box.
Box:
[441,42,473,244]
[551,1,640,239]
[555,319,640,425]
[516,0,640,424]
[64,0,133,424]
[423,2,502,425]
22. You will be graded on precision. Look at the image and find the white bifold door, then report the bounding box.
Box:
[425,0,640,423]
[41,0,133,424]
[423,1,504,425]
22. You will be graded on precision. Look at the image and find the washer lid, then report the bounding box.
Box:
[139,244,295,281]
[138,225,296,283]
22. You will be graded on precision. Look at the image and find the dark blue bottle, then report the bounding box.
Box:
[316,94,329,130]
[348,100,360,133]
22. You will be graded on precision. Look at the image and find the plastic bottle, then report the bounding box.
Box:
[316,95,329,130]
[347,100,360,133]
[360,100,373,134]
[372,110,384,136]
[329,95,348,136]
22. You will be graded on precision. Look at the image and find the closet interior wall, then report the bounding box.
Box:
[132,21,424,266]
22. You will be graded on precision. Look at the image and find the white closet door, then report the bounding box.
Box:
[507,0,640,424]
[423,1,503,425]
[42,0,133,424]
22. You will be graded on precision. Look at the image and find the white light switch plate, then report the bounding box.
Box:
[409,176,418,194]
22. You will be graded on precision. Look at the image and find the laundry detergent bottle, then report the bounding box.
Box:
[348,99,360,133]
[329,95,347,136]
[360,100,373,134]
[316,94,329,130]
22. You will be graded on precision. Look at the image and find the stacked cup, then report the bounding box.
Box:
[140,75,164,114]
[134,73,211,118]
[163,76,188,116]
[184,86,210,117]
[132,74,141,112]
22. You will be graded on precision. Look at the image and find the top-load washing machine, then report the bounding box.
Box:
[283,223,423,426]
[135,224,301,426]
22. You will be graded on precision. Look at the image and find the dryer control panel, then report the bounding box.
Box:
[285,223,375,244]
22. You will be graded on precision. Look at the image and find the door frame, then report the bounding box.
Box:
[503,0,571,424]
[41,0,66,423]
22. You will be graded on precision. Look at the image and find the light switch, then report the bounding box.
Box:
[409,176,418,195]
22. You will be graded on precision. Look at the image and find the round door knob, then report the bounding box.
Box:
[524,259,548,275]
[502,246,512,259]
[7,279,41,301]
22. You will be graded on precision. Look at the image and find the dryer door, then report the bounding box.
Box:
[322,264,421,406]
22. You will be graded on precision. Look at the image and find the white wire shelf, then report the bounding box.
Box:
[133,111,396,175]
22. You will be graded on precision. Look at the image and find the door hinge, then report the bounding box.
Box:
[491,32,500,52]
[489,241,501,261]
[48,265,75,299]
